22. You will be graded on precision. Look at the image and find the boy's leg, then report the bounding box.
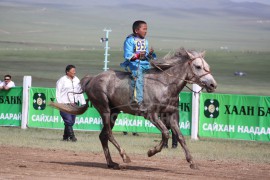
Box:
[136,68,149,111]
[130,70,137,103]
[136,68,144,104]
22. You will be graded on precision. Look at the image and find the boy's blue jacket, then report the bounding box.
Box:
[120,34,156,71]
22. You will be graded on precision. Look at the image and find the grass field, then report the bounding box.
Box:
[0,1,270,95]
[1,1,270,51]
[0,127,269,164]
[0,49,269,96]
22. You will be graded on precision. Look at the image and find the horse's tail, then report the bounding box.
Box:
[49,100,89,115]
[50,75,94,115]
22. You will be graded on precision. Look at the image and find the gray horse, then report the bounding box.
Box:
[50,48,217,170]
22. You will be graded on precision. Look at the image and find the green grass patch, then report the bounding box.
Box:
[0,127,269,163]
[0,2,270,95]
[0,49,269,96]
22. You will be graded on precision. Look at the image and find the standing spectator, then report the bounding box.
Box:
[0,75,15,90]
[123,131,139,136]
[163,131,178,149]
[56,65,86,142]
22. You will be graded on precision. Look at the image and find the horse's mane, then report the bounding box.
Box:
[151,48,190,70]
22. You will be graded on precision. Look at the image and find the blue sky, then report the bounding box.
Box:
[231,0,270,5]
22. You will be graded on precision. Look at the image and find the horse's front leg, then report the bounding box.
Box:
[147,113,169,157]
[170,111,198,170]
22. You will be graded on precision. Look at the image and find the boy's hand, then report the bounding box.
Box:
[130,53,140,60]
[139,51,146,60]
[131,51,146,60]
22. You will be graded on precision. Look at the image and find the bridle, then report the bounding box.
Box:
[150,54,212,93]
[184,55,212,93]
[188,56,211,80]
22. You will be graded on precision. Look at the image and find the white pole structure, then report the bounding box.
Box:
[21,76,32,129]
[191,84,202,140]
[100,28,112,71]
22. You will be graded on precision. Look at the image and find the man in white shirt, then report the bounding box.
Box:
[0,75,15,90]
[56,65,86,142]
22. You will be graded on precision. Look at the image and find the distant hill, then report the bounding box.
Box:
[0,0,270,51]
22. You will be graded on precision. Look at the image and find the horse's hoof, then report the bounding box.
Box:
[190,163,199,170]
[147,150,154,157]
[124,155,131,163]
[108,162,120,170]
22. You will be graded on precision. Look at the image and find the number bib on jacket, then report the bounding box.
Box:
[135,39,146,53]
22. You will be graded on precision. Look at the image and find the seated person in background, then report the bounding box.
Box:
[0,75,15,90]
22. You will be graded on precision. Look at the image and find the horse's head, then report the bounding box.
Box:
[186,50,217,92]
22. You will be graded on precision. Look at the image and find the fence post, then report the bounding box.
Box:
[191,84,201,140]
[21,76,32,129]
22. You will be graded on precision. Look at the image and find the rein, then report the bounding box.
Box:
[150,60,173,77]
[150,55,210,93]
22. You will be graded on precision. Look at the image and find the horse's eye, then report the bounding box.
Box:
[195,65,201,70]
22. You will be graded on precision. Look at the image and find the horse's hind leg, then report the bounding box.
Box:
[99,109,131,169]
[170,111,198,169]
[99,112,119,169]
[147,113,170,157]
[108,110,131,163]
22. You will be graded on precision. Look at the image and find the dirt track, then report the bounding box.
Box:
[0,146,269,180]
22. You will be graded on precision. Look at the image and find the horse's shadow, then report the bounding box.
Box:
[46,160,199,177]
[48,161,169,172]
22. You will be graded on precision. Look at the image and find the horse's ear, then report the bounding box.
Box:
[185,50,195,59]
[201,51,206,58]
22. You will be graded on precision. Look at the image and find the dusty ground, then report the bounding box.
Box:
[0,146,269,180]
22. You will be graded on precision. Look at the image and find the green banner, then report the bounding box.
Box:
[0,87,22,126]
[28,87,192,135]
[28,87,102,130]
[28,87,62,129]
[199,93,270,141]
[113,92,192,135]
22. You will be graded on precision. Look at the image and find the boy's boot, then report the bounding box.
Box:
[138,102,147,112]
